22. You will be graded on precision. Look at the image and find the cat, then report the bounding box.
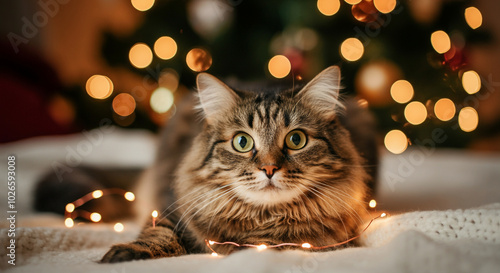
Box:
[100,66,378,262]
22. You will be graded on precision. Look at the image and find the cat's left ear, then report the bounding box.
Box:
[297,66,343,120]
[196,73,240,124]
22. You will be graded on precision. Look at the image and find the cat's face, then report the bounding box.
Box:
[182,66,367,207]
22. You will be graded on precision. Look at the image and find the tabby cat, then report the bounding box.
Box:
[101,66,377,262]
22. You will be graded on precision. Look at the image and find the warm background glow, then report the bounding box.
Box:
[344,0,361,5]
[131,0,155,12]
[268,55,291,78]
[404,101,427,125]
[154,36,177,60]
[462,70,481,94]
[150,87,174,113]
[112,93,136,117]
[430,30,451,54]
[374,0,396,14]
[317,0,341,16]
[186,48,212,72]
[465,7,483,29]
[340,38,364,61]
[459,107,479,132]
[85,75,113,99]
[384,130,408,154]
[390,80,414,104]
[129,43,153,69]
[434,98,456,121]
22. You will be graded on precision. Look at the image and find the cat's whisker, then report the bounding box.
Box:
[205,191,239,234]
[173,186,236,232]
[299,176,365,226]
[307,187,349,239]
[313,182,369,224]
[158,182,238,223]
[179,186,242,237]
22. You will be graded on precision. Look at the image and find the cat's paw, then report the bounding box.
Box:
[100,243,153,263]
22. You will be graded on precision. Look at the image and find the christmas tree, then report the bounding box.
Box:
[77,0,491,153]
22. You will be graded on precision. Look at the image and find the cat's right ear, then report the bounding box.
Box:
[196,73,239,124]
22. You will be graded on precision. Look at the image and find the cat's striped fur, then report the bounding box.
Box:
[101,66,377,262]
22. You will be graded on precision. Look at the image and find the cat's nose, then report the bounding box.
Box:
[261,165,279,179]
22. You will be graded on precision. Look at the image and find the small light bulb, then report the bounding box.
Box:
[369,199,377,208]
[381,213,387,217]
[211,252,218,257]
[114,223,124,232]
[257,244,267,250]
[124,192,135,201]
[90,212,102,222]
[208,240,215,245]
[301,243,312,249]
[65,218,74,228]
[152,210,158,218]
[92,190,103,199]
[65,203,75,213]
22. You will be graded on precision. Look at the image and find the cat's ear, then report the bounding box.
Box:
[297,66,343,119]
[196,73,239,124]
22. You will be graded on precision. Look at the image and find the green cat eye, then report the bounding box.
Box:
[285,130,307,150]
[232,132,254,153]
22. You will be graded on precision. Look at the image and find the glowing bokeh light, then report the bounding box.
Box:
[152,210,159,218]
[131,0,155,12]
[355,61,401,106]
[186,48,212,72]
[384,130,408,154]
[373,0,396,14]
[430,30,451,54]
[344,0,361,5]
[268,55,291,78]
[154,36,177,60]
[257,244,268,251]
[86,75,113,99]
[369,199,377,208]
[114,223,124,232]
[129,43,153,69]
[404,101,427,125]
[357,98,369,109]
[211,252,218,257]
[159,69,179,92]
[65,218,74,228]
[462,70,481,94]
[340,37,364,62]
[458,107,479,132]
[390,80,414,104]
[434,98,456,121]
[465,7,482,29]
[90,212,102,223]
[317,0,341,16]
[124,192,136,201]
[65,203,75,213]
[92,190,103,199]
[112,93,136,117]
[150,87,174,113]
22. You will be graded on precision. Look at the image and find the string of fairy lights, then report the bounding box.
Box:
[64,187,384,256]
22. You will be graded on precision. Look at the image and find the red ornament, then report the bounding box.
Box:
[352,0,379,23]
[443,45,468,71]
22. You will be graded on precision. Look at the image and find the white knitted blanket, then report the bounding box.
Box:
[2,204,499,273]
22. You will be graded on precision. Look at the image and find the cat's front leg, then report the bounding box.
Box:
[101,219,186,263]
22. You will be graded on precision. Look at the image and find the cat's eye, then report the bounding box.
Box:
[285,130,307,150]
[232,132,254,153]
